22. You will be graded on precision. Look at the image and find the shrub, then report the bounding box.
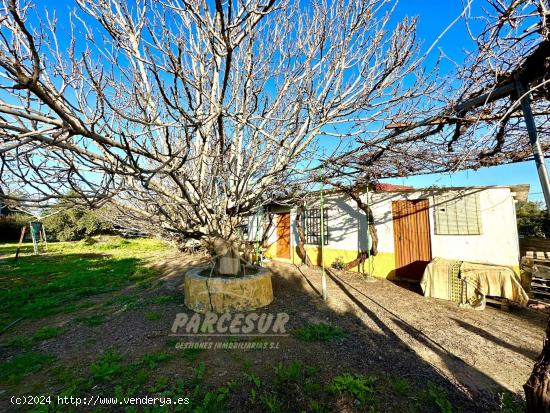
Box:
[43,207,112,241]
[0,213,32,242]
[331,256,346,270]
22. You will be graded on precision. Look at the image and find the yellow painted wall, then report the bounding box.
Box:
[267,244,521,282]
[266,243,397,279]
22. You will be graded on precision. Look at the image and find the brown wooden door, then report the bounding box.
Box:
[276,212,291,259]
[392,199,431,281]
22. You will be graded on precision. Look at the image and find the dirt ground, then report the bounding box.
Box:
[143,256,547,406]
[1,250,546,412]
[270,261,546,399]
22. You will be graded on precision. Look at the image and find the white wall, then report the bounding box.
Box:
[267,187,520,268]
[365,187,520,267]
[293,195,365,251]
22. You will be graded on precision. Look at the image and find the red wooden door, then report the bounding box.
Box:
[392,200,431,281]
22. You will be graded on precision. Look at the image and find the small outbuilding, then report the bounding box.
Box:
[249,183,529,282]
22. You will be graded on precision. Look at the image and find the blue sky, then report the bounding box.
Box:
[22,1,548,202]
[381,1,546,201]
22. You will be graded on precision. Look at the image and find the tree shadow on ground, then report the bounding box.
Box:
[266,262,512,411]
[451,317,539,360]
[0,252,529,413]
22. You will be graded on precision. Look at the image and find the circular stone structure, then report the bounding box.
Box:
[183,266,273,313]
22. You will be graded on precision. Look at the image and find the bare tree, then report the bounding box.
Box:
[321,0,550,182]
[314,1,550,409]
[0,0,434,272]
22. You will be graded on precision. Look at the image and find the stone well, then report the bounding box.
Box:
[183,266,273,313]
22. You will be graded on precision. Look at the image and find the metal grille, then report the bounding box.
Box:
[237,217,249,239]
[434,193,482,235]
[304,208,328,245]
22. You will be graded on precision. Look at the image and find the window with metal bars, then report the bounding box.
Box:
[434,193,482,235]
[303,208,329,245]
[237,217,249,239]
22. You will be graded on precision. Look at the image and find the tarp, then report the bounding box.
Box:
[421,257,529,309]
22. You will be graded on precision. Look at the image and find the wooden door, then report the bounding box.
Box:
[392,199,431,281]
[276,212,291,259]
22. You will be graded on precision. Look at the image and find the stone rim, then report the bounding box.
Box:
[183,265,274,313]
[185,265,271,281]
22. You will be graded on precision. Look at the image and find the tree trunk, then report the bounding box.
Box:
[525,316,550,412]
[206,237,243,276]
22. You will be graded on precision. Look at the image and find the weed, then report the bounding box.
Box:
[181,347,204,361]
[274,360,303,385]
[113,294,142,309]
[0,351,55,383]
[308,400,330,413]
[114,367,149,399]
[328,373,376,405]
[260,392,284,413]
[3,326,65,351]
[148,376,170,393]
[422,383,453,413]
[293,322,345,343]
[141,351,172,368]
[494,392,524,413]
[150,294,179,304]
[145,312,161,321]
[50,365,76,386]
[33,326,65,341]
[194,386,229,413]
[2,335,33,349]
[391,377,411,397]
[90,350,123,382]
[165,338,179,348]
[244,372,261,388]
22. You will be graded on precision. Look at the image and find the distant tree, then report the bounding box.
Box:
[43,207,111,242]
[41,192,112,241]
[516,200,550,239]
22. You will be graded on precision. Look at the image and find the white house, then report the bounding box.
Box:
[249,183,529,281]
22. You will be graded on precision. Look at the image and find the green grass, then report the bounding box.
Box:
[0,237,169,330]
[76,314,106,326]
[145,311,161,321]
[0,351,55,384]
[2,326,65,349]
[181,347,205,361]
[292,322,346,343]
